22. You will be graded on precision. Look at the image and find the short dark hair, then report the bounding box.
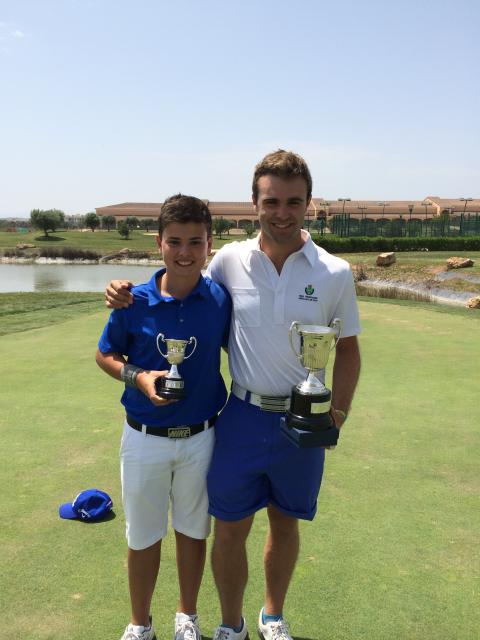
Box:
[158,194,212,236]
[252,149,312,202]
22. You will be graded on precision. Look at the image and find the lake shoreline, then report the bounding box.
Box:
[1,256,165,266]
[1,256,478,309]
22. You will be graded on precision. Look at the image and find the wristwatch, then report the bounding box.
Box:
[332,408,348,425]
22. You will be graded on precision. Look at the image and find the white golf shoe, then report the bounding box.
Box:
[212,618,249,640]
[174,612,201,640]
[257,608,292,640]
[120,616,157,640]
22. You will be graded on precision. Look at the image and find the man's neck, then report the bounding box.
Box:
[158,271,199,300]
[259,232,306,274]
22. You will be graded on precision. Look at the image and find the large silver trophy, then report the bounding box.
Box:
[280,319,341,448]
[155,333,197,399]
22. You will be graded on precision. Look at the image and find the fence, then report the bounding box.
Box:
[330,213,480,237]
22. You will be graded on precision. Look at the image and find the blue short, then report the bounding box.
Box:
[207,394,325,521]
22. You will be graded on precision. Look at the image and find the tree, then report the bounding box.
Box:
[102,215,116,232]
[140,218,155,232]
[84,212,100,232]
[212,217,230,238]
[310,219,325,237]
[118,221,130,239]
[30,208,65,237]
[244,222,255,238]
[125,216,140,230]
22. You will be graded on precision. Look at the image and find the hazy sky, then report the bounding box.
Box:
[1,0,478,217]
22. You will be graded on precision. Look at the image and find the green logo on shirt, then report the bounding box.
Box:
[304,284,315,296]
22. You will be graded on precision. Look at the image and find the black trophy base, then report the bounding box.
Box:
[281,384,339,448]
[287,385,332,432]
[155,376,185,400]
[280,417,339,448]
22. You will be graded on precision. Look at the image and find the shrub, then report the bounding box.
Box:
[314,236,480,253]
[3,248,27,258]
[37,247,100,260]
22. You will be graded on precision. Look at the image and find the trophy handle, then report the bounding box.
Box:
[330,318,342,350]
[156,333,168,358]
[183,336,197,360]
[288,321,301,359]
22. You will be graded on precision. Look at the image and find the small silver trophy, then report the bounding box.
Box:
[280,319,341,448]
[155,333,197,399]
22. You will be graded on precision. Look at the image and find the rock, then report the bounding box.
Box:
[118,248,131,255]
[446,257,474,269]
[376,252,396,267]
[467,296,480,309]
[16,243,36,249]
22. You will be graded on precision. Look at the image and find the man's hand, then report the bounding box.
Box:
[136,370,177,406]
[105,280,134,309]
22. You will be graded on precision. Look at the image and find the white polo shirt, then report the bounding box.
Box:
[207,232,361,396]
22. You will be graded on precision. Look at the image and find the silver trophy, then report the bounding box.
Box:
[280,319,341,448]
[155,334,197,399]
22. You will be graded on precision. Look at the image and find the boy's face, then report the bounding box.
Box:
[156,222,212,281]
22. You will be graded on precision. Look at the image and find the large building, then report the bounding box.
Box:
[96,197,479,228]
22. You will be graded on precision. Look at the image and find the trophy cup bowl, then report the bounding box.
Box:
[280,319,341,448]
[155,334,197,399]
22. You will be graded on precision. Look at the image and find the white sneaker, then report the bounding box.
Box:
[175,612,201,640]
[212,618,249,640]
[257,608,292,640]
[120,616,157,640]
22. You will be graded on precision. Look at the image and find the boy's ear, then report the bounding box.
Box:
[207,235,213,255]
[155,235,162,250]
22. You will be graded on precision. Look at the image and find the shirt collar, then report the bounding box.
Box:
[146,268,209,306]
[247,230,317,267]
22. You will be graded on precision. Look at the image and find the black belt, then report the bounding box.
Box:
[126,414,217,439]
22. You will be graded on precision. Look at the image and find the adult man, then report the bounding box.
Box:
[106,150,361,640]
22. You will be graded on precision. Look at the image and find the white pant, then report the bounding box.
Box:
[120,421,215,550]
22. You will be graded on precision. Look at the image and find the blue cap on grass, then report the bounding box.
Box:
[59,489,113,522]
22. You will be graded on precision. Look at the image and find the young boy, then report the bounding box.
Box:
[96,195,231,640]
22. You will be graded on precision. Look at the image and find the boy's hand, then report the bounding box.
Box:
[105,280,134,309]
[136,370,178,406]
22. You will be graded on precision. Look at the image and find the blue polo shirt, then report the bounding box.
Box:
[98,269,231,427]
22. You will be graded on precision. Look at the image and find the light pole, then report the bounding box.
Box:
[377,201,390,219]
[460,197,473,215]
[407,204,414,236]
[321,201,330,236]
[338,198,351,214]
[421,201,432,219]
[358,205,367,235]
[337,198,351,237]
[358,205,367,219]
[421,201,432,236]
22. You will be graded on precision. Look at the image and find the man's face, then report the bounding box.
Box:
[253,175,310,247]
[156,222,212,281]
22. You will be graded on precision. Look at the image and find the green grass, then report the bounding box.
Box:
[1,296,479,639]
[0,292,104,335]
[0,229,244,254]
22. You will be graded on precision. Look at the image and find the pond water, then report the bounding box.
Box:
[0,263,162,292]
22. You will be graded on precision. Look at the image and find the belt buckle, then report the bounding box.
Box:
[167,426,191,439]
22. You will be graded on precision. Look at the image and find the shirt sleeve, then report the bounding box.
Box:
[97,308,131,355]
[221,286,232,349]
[206,249,225,284]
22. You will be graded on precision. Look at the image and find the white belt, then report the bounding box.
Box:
[231,382,290,413]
